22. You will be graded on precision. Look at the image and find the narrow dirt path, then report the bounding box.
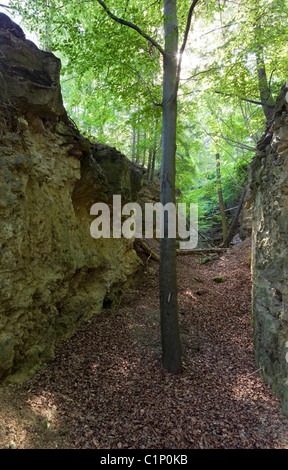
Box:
[1,238,288,449]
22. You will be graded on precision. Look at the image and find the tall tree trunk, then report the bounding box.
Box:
[215,153,227,243]
[131,129,136,162]
[150,119,159,181]
[223,184,247,248]
[147,120,158,180]
[142,131,147,166]
[136,128,140,163]
[147,147,153,180]
[253,12,275,121]
[95,0,199,375]
[160,0,182,373]
[43,0,52,52]
[255,44,274,121]
[150,148,157,181]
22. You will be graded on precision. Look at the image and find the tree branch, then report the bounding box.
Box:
[181,66,220,82]
[176,248,227,256]
[135,239,228,260]
[135,239,160,261]
[239,102,260,143]
[200,21,238,37]
[205,130,249,169]
[99,57,162,107]
[176,0,200,88]
[179,0,200,57]
[119,62,162,107]
[95,0,165,56]
[214,90,275,108]
[214,134,256,152]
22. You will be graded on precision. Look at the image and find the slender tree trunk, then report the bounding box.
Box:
[131,129,136,162]
[255,44,274,121]
[95,0,199,375]
[150,148,157,181]
[136,128,140,163]
[160,0,182,373]
[150,119,159,181]
[43,0,52,52]
[147,147,152,180]
[215,153,227,243]
[223,184,247,248]
[142,131,147,166]
[253,12,275,121]
[147,120,158,180]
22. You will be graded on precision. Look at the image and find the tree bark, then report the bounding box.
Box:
[150,119,159,181]
[135,239,160,261]
[176,248,227,256]
[142,131,147,166]
[223,184,247,248]
[131,128,136,162]
[146,121,157,180]
[42,0,52,52]
[160,0,182,373]
[255,44,275,121]
[136,240,227,260]
[96,0,200,374]
[215,153,228,243]
[147,147,152,180]
[136,128,140,163]
[253,12,275,121]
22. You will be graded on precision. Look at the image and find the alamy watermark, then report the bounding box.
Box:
[90,195,198,250]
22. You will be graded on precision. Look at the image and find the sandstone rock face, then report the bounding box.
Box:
[0,15,142,383]
[250,81,288,416]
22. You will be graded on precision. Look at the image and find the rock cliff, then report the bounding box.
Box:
[0,14,142,383]
[250,80,288,416]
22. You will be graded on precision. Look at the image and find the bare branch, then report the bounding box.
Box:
[268,65,276,93]
[240,102,259,143]
[89,56,162,107]
[102,57,162,106]
[214,90,275,108]
[179,0,200,57]
[119,62,162,107]
[95,0,165,56]
[176,0,200,87]
[144,0,161,14]
[176,248,227,256]
[215,135,256,152]
[200,21,238,37]
[204,127,256,157]
[181,66,220,82]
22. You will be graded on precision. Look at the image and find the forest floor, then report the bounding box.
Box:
[1,237,288,450]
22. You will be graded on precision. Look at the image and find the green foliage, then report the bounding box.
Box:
[10,0,163,141]
[8,0,288,242]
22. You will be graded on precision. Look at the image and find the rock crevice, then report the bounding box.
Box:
[250,80,288,416]
[0,15,142,383]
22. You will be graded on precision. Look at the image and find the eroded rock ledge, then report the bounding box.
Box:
[0,14,142,383]
[250,81,288,416]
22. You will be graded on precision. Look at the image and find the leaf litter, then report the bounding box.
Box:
[1,237,288,449]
